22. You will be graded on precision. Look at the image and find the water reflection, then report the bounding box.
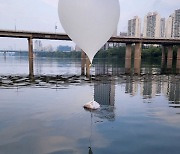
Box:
[0,75,180,153]
[167,76,180,107]
[94,59,125,75]
[93,59,179,76]
[94,79,115,106]
[0,56,179,76]
[0,74,179,107]
[125,76,138,96]
[94,60,109,75]
[93,77,115,121]
[124,75,180,105]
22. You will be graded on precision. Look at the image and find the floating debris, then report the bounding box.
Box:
[83,101,100,110]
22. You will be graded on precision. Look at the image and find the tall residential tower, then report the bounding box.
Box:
[160,18,166,38]
[165,14,175,38]
[143,12,161,38]
[174,9,180,38]
[128,16,141,37]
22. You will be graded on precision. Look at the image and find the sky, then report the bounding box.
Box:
[0,0,180,50]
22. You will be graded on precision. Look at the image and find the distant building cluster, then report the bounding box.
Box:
[57,45,72,52]
[127,9,180,38]
[34,40,73,52]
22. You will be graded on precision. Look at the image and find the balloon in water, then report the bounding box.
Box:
[58,0,120,64]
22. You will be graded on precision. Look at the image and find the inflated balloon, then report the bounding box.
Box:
[58,0,120,64]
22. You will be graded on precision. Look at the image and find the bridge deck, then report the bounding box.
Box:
[0,30,180,45]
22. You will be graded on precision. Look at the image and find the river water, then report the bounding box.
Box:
[0,55,180,154]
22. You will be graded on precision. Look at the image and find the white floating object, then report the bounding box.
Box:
[84,101,100,110]
[58,0,120,64]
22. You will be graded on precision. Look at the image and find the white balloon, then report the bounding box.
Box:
[58,0,120,64]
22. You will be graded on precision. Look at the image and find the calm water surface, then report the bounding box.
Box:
[0,56,180,154]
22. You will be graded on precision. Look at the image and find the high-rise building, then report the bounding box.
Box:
[174,9,180,38]
[165,9,180,38]
[160,18,166,38]
[143,12,161,38]
[165,14,175,38]
[128,16,141,37]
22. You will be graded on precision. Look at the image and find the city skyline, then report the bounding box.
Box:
[0,0,180,50]
[127,9,180,38]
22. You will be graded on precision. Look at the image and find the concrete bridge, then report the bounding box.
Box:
[0,29,180,45]
[0,30,180,76]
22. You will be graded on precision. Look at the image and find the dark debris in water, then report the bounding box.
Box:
[0,74,179,89]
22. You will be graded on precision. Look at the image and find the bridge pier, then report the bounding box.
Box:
[134,43,142,75]
[86,56,91,77]
[28,37,34,77]
[161,45,166,68]
[125,43,132,74]
[176,46,180,74]
[167,45,173,71]
[81,50,86,75]
[81,51,91,77]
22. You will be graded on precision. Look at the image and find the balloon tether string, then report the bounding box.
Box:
[89,111,93,148]
[90,64,94,101]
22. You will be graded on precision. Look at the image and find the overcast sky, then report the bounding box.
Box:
[0,0,180,50]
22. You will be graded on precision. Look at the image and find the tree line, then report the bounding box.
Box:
[27,45,178,61]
